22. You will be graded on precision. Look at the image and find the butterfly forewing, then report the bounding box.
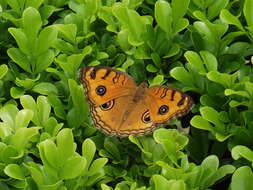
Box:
[80,66,136,105]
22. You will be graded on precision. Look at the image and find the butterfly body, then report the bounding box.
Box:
[80,66,193,137]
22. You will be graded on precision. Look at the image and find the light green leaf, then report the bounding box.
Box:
[4,164,25,180]
[39,139,59,169]
[8,28,29,55]
[32,82,58,95]
[0,104,19,130]
[23,7,42,40]
[244,0,253,27]
[155,0,172,35]
[15,109,33,129]
[171,0,189,22]
[0,65,8,79]
[232,145,253,163]
[37,26,58,54]
[82,138,96,169]
[60,155,86,179]
[220,9,244,31]
[190,115,214,132]
[231,166,253,190]
[170,67,194,86]
[88,158,108,176]
[7,48,31,73]
[36,96,50,126]
[12,127,40,152]
[36,49,55,73]
[57,128,75,162]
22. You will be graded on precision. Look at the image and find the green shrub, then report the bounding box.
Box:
[1,0,253,189]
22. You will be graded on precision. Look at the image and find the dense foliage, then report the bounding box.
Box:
[1,0,253,189]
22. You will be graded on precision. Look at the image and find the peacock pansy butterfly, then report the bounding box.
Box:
[80,66,193,137]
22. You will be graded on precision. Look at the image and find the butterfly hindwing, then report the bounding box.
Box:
[90,96,133,136]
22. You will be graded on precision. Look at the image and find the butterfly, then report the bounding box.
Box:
[80,66,193,137]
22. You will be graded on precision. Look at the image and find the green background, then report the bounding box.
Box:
[1,0,253,189]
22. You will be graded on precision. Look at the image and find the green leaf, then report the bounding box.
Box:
[0,104,19,130]
[151,53,161,68]
[163,43,180,58]
[23,7,42,40]
[27,0,44,9]
[4,164,25,180]
[154,129,188,164]
[232,145,253,164]
[82,138,96,169]
[220,9,244,31]
[104,140,121,161]
[101,184,113,190]
[231,166,253,190]
[10,87,25,99]
[32,82,58,95]
[60,155,86,179]
[55,24,77,44]
[36,49,55,73]
[6,0,21,13]
[190,115,214,132]
[20,95,37,112]
[153,175,170,190]
[128,136,152,157]
[37,26,58,54]
[7,48,31,73]
[56,54,85,77]
[170,67,194,86]
[37,96,51,126]
[212,165,236,183]
[245,82,253,97]
[97,52,109,60]
[224,89,250,98]
[57,128,75,163]
[121,58,134,70]
[0,65,8,79]
[8,28,29,55]
[207,0,228,20]
[200,106,223,127]
[112,4,147,46]
[146,64,159,73]
[39,139,59,169]
[173,18,189,34]
[153,175,186,190]
[201,155,219,171]
[88,158,108,176]
[199,51,218,71]
[207,71,237,88]
[15,109,33,129]
[184,51,206,73]
[67,79,89,127]
[12,127,40,152]
[155,0,172,35]
[149,75,164,86]
[15,75,40,90]
[171,0,189,22]
[243,0,253,27]
[117,29,130,51]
